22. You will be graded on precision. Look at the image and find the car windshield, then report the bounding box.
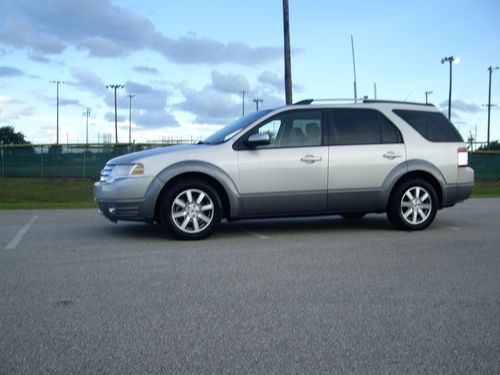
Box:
[202,110,272,144]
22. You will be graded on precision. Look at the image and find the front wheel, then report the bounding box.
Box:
[387,179,438,231]
[160,180,222,240]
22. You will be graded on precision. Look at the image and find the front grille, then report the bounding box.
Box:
[100,165,114,182]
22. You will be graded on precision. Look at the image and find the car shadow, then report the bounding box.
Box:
[89,214,395,242]
[220,214,393,236]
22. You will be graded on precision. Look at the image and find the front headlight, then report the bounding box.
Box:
[100,163,144,183]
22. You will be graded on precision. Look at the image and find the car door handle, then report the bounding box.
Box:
[383,151,402,160]
[301,154,322,163]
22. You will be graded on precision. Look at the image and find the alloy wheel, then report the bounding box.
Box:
[171,188,215,234]
[400,186,433,226]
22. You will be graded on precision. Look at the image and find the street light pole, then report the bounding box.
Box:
[106,84,124,143]
[82,108,91,145]
[487,66,499,149]
[50,80,64,144]
[253,98,263,111]
[425,91,433,104]
[128,94,135,144]
[239,90,247,116]
[441,56,459,120]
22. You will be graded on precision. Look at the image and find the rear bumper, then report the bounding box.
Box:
[443,183,474,207]
[442,167,474,207]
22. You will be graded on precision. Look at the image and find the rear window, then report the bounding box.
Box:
[393,110,463,142]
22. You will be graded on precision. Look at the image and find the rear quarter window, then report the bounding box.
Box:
[393,110,463,142]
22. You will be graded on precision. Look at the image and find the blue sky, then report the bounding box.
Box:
[0,0,499,144]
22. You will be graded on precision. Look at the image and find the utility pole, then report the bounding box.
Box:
[487,66,499,149]
[283,0,293,105]
[128,94,135,144]
[50,80,64,144]
[425,91,433,104]
[106,84,124,143]
[82,108,91,145]
[239,90,247,116]
[253,98,263,111]
[441,56,460,120]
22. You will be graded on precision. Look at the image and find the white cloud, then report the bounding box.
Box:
[439,100,482,114]
[59,98,81,107]
[78,36,124,57]
[0,0,282,65]
[104,112,126,123]
[69,68,107,97]
[175,70,288,125]
[0,66,24,77]
[177,81,240,125]
[211,71,249,94]
[258,71,283,91]
[134,66,160,75]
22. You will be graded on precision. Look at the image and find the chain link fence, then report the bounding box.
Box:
[0,142,191,180]
[0,143,499,180]
[469,152,500,180]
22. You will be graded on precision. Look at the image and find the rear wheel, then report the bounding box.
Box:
[160,179,222,240]
[387,179,438,231]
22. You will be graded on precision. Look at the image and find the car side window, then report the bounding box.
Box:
[244,110,323,149]
[330,109,403,145]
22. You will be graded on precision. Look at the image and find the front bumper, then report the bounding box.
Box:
[97,200,149,222]
[94,178,154,222]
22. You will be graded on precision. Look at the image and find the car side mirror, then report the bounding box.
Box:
[245,133,271,148]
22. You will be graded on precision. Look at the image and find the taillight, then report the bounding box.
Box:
[457,147,468,167]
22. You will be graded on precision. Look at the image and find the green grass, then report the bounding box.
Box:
[0,177,96,209]
[472,180,500,198]
[0,177,499,210]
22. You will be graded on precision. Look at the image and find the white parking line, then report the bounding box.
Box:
[4,215,38,250]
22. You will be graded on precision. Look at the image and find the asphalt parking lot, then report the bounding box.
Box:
[1,198,499,374]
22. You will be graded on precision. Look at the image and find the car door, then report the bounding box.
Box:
[327,108,407,210]
[236,109,328,216]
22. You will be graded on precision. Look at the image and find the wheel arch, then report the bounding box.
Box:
[388,170,444,209]
[141,161,240,222]
[380,160,445,211]
[154,171,232,222]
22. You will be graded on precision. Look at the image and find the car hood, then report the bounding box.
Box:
[107,144,206,164]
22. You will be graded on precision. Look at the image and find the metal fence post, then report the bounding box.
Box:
[1,142,4,177]
[40,145,44,178]
[83,144,86,179]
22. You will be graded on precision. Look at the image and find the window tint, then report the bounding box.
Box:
[393,110,463,142]
[242,110,323,149]
[330,109,402,145]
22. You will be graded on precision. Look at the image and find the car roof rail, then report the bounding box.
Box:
[294,98,435,107]
[294,98,362,105]
[362,99,435,107]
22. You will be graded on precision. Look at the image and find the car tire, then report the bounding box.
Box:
[387,178,438,231]
[160,179,222,240]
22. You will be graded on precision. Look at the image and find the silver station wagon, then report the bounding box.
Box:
[94,99,474,240]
